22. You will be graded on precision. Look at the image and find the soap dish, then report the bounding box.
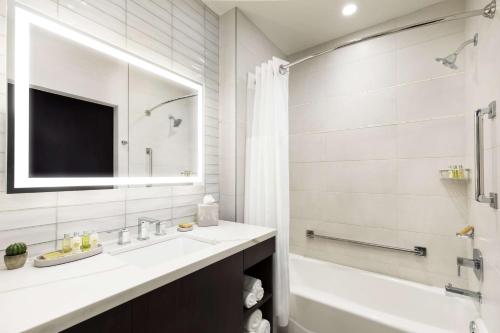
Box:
[177,226,193,232]
[34,244,103,268]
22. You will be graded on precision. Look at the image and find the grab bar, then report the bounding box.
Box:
[146,147,153,177]
[306,230,427,256]
[474,101,497,209]
[146,147,153,187]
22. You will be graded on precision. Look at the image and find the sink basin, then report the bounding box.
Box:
[113,236,215,268]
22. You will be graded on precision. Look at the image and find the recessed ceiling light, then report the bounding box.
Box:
[342,3,358,16]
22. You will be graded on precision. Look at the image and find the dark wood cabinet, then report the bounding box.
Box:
[132,252,243,333]
[62,237,275,333]
[61,302,132,333]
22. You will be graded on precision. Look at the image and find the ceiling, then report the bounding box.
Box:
[202,0,447,55]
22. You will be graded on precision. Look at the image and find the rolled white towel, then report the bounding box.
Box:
[243,290,257,308]
[244,309,262,332]
[256,319,270,333]
[244,275,262,294]
[255,286,264,301]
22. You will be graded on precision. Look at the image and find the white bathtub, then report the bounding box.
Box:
[289,254,486,333]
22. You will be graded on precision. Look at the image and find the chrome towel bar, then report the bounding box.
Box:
[306,230,427,257]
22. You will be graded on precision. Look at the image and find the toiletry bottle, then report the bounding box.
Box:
[81,231,91,250]
[448,165,453,179]
[62,233,72,253]
[71,232,82,252]
[458,165,465,179]
[90,230,99,248]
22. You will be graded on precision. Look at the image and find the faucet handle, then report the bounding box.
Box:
[155,221,166,236]
[457,257,464,277]
[456,249,483,281]
[118,228,131,245]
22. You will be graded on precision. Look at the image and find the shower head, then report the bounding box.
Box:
[435,33,478,70]
[169,115,182,127]
[435,54,459,70]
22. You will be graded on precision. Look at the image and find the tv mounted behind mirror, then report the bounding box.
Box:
[7,6,204,193]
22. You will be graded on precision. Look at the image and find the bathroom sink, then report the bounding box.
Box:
[113,236,215,268]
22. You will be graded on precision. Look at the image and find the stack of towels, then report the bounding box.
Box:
[244,309,271,333]
[243,275,265,308]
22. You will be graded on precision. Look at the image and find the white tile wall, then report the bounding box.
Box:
[0,0,219,256]
[465,0,500,331]
[289,0,470,288]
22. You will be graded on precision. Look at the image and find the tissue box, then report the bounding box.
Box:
[197,203,219,227]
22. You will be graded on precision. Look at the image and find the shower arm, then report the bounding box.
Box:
[145,94,197,116]
[279,0,496,74]
[453,34,479,56]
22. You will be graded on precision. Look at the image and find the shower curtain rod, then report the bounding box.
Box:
[145,94,197,116]
[279,0,496,74]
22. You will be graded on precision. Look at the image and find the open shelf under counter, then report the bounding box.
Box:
[244,293,273,318]
[242,237,275,332]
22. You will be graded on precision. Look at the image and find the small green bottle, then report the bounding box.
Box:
[81,231,91,250]
[62,234,72,253]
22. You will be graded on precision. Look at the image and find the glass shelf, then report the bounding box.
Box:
[439,168,470,181]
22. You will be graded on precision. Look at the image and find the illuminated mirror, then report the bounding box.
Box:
[7,7,203,192]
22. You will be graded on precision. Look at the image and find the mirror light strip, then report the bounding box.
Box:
[14,7,204,188]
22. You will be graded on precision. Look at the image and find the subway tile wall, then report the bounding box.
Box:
[288,0,470,288]
[0,0,219,256]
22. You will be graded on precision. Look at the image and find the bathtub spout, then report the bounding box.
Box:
[445,283,482,303]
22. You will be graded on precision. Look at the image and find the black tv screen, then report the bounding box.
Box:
[8,83,114,179]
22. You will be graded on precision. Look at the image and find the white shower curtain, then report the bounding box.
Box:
[245,57,290,329]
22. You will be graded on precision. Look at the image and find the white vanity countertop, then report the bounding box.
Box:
[0,221,276,333]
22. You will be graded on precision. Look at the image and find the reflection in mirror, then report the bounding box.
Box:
[27,25,128,178]
[7,7,203,192]
[129,66,198,178]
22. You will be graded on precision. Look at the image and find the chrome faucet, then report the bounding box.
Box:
[445,283,482,303]
[457,248,483,281]
[137,217,162,240]
[137,218,151,240]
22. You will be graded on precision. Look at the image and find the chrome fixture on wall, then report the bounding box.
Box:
[279,0,496,74]
[435,33,478,69]
[474,101,497,209]
[445,284,482,303]
[457,248,483,281]
[445,250,483,303]
[144,94,197,116]
[306,230,427,256]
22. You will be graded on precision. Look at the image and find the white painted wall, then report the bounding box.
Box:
[288,0,469,288]
[218,8,236,221]
[0,0,219,256]
[235,9,286,222]
[218,8,285,221]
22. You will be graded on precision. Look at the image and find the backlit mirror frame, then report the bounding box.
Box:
[12,6,204,189]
